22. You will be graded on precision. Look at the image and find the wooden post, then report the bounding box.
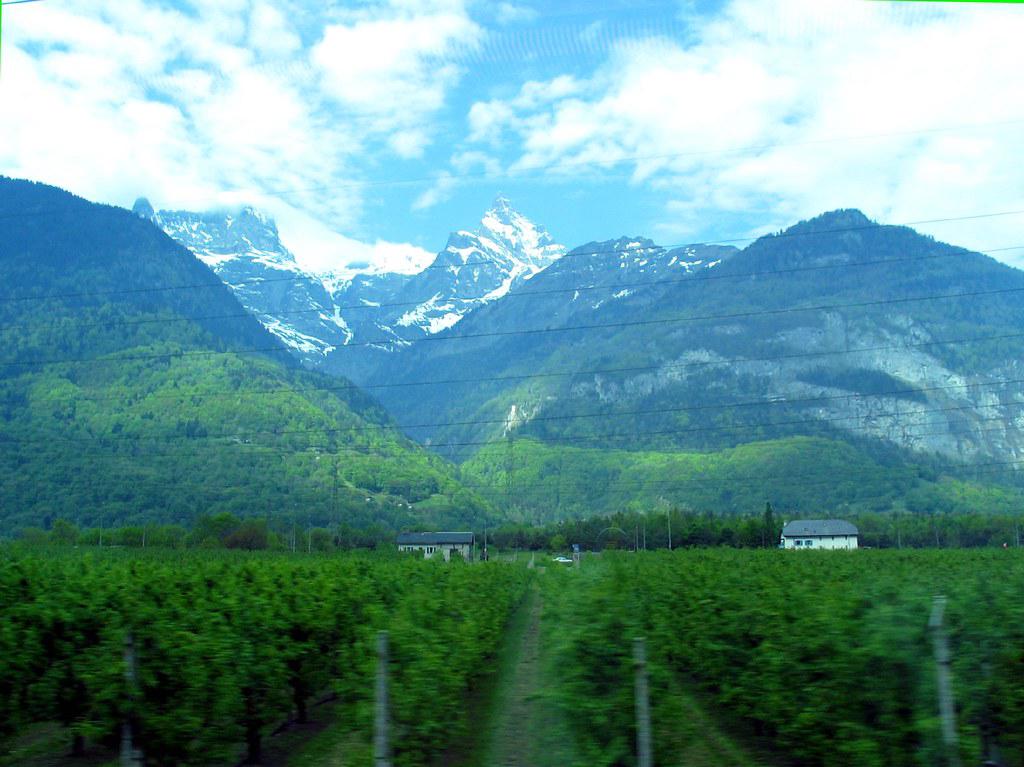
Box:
[375,631,391,767]
[634,637,653,767]
[929,596,961,767]
[120,634,142,766]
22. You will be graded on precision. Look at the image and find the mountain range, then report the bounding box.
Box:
[148,198,1024,457]
[5,176,1024,530]
[136,194,565,381]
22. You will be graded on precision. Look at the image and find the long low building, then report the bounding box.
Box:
[781,520,859,550]
[397,531,475,561]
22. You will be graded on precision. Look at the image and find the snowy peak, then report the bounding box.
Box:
[436,196,565,277]
[478,194,565,271]
[150,205,297,272]
[140,199,346,361]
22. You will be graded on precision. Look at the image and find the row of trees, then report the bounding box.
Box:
[491,505,1024,552]
[544,549,1024,766]
[15,502,1024,555]
[0,548,529,765]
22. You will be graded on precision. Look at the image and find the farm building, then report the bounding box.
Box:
[397,532,475,561]
[780,520,858,550]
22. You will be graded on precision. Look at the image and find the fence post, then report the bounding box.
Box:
[375,631,391,767]
[634,637,653,767]
[121,633,143,767]
[929,596,961,767]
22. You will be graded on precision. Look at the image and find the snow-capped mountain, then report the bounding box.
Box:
[137,195,566,379]
[334,195,566,345]
[133,198,350,358]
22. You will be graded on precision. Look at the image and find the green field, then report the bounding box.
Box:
[3,547,1023,767]
[0,548,527,766]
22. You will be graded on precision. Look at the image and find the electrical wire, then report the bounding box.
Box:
[8,280,1024,368]
[2,206,1023,304]
[18,326,1024,407]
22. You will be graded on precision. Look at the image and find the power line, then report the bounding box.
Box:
[27,326,1024,407]
[2,206,1023,304]
[8,280,1024,368]
[10,241,1024,336]
[7,397,1020,460]
[7,439,1024,506]
[6,371,1024,447]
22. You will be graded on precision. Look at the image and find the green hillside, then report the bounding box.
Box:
[371,210,1024,458]
[0,178,490,533]
[462,435,1024,522]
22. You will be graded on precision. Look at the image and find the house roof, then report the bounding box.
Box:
[396,532,475,545]
[781,519,858,537]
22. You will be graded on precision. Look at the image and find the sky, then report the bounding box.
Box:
[1,0,1023,276]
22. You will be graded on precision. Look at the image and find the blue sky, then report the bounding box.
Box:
[2,0,1023,275]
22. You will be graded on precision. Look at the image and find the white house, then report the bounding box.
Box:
[397,532,475,561]
[780,520,858,550]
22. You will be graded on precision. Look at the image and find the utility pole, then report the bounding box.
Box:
[633,638,653,767]
[374,631,391,767]
[505,433,514,511]
[332,456,339,526]
[929,596,961,767]
[667,509,672,551]
[120,634,143,766]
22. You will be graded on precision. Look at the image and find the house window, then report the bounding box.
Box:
[426,546,435,554]
[795,540,802,547]
[805,539,814,547]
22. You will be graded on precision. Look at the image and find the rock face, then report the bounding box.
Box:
[137,203,345,358]
[365,210,1024,465]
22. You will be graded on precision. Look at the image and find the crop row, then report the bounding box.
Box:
[0,548,529,765]
[545,549,1024,767]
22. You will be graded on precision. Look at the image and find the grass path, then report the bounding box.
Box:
[473,568,771,767]
[468,573,578,767]
[480,586,544,767]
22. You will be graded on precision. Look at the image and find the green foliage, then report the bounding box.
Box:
[545,550,1024,767]
[0,177,494,534]
[462,435,981,521]
[0,547,529,765]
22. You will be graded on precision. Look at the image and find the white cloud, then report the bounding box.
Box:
[311,0,481,142]
[0,0,453,273]
[248,2,303,57]
[495,2,538,25]
[271,204,434,276]
[412,171,458,211]
[464,0,1024,259]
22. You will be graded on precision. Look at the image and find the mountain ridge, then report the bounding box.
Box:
[141,195,567,378]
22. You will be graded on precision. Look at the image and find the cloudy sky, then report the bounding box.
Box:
[1,0,1022,274]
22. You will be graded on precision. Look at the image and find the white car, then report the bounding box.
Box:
[552,556,573,564]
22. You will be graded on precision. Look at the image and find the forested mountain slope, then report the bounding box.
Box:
[370,210,1024,466]
[0,178,490,533]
